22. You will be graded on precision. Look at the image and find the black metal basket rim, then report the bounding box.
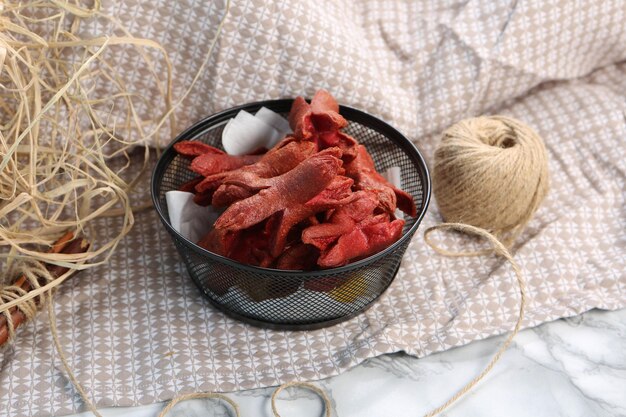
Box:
[151,98,431,277]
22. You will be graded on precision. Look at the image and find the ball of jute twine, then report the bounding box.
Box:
[432,115,549,249]
[419,115,548,415]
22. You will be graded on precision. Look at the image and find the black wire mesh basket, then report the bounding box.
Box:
[151,99,431,330]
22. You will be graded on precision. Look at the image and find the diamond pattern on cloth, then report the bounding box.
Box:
[1,0,625,415]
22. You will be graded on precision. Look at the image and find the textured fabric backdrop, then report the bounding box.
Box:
[1,1,625,415]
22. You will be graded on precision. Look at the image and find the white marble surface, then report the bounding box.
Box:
[72,308,626,417]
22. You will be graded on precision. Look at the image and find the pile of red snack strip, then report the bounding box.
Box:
[174,90,416,270]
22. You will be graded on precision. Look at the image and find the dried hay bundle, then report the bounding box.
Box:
[0,0,225,341]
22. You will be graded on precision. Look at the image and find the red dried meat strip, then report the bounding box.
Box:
[210,184,253,207]
[193,229,238,294]
[345,145,416,217]
[288,90,349,146]
[174,141,225,157]
[198,227,239,258]
[193,191,214,206]
[317,215,404,268]
[301,190,405,268]
[302,191,379,251]
[190,153,261,176]
[310,89,340,113]
[317,131,358,162]
[275,243,319,270]
[229,220,275,268]
[180,179,214,206]
[289,96,315,141]
[214,148,344,232]
[179,176,203,193]
[210,140,318,206]
[269,175,355,257]
[198,217,275,267]
[310,101,347,134]
[196,140,316,196]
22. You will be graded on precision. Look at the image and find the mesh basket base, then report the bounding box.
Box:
[187,264,401,331]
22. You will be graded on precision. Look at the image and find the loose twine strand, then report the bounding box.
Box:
[271,381,332,417]
[1,262,54,340]
[48,295,105,417]
[156,392,241,417]
[421,223,527,417]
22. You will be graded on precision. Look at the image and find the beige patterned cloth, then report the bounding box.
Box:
[2,1,626,415]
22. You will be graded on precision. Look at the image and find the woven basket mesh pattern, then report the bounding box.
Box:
[152,100,430,330]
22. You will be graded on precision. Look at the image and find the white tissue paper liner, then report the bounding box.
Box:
[165,191,222,243]
[255,107,292,136]
[222,110,283,155]
[383,166,403,219]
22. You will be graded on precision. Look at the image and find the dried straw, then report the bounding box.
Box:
[1,0,230,414]
[0,0,222,317]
